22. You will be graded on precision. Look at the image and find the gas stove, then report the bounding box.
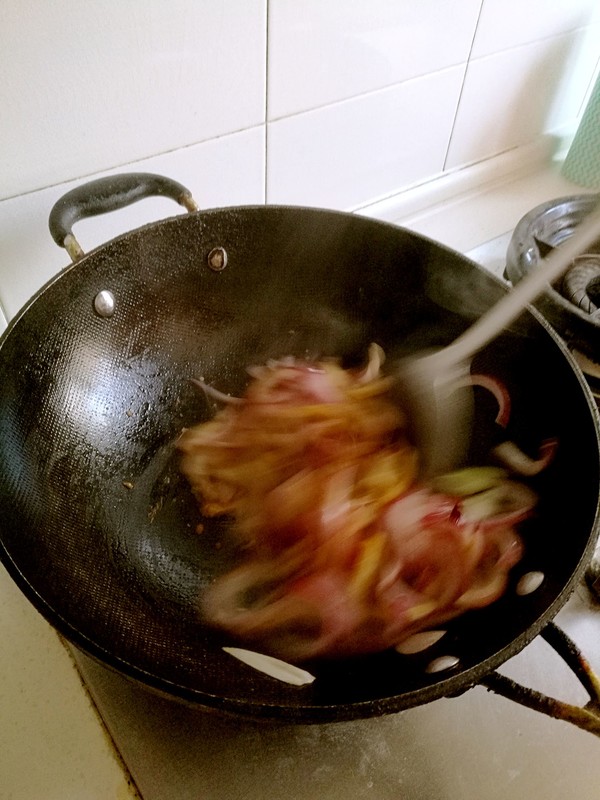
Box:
[68,221,600,800]
[505,194,600,403]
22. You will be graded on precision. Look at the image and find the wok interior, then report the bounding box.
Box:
[0,206,598,722]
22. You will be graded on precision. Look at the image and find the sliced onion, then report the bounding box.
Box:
[356,342,385,383]
[468,374,511,427]
[493,438,558,476]
[459,481,537,525]
[191,378,245,405]
[453,569,508,608]
[181,348,553,661]
[384,490,454,539]
[430,466,507,496]
[485,525,524,569]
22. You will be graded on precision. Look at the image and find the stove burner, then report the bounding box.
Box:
[507,194,600,317]
[526,241,600,317]
[561,255,600,315]
[506,193,600,379]
[586,556,600,603]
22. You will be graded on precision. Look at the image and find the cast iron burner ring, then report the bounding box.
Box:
[561,255,600,316]
[506,193,600,367]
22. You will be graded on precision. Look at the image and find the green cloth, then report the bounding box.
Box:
[563,74,600,189]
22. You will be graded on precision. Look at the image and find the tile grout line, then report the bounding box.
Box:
[577,52,600,118]
[442,0,485,173]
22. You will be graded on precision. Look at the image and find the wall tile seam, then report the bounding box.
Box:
[4,28,594,204]
[469,20,599,64]
[352,134,557,218]
[442,22,599,172]
[265,21,598,127]
[265,62,468,127]
[441,141,550,183]
[442,0,485,173]
[576,53,600,117]
[0,123,268,205]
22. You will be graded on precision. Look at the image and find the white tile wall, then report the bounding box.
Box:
[471,0,600,57]
[0,562,136,798]
[267,0,482,119]
[446,27,599,170]
[1,0,600,310]
[0,0,267,200]
[267,67,465,208]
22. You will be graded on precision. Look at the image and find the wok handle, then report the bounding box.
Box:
[48,172,199,262]
[479,622,600,737]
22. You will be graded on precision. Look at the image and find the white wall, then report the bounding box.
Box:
[0,0,599,324]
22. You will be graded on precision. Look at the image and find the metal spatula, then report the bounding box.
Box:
[397,201,600,476]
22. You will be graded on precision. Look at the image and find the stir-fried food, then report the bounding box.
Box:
[179,346,551,661]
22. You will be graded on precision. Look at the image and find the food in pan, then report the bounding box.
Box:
[179,346,554,661]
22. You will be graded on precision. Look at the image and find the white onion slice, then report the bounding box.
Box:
[493,439,557,476]
[469,374,511,426]
[357,342,385,383]
[459,481,537,523]
[455,373,511,426]
[191,378,245,405]
[222,647,316,686]
[430,467,507,496]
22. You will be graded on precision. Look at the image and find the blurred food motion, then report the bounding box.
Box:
[179,345,552,662]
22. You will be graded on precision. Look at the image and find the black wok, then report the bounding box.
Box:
[0,173,599,725]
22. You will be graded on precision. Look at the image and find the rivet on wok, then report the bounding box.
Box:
[93,290,115,318]
[516,570,545,596]
[425,655,460,674]
[207,247,228,272]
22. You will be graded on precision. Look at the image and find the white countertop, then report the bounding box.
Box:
[0,559,140,799]
[1,160,599,799]
[72,589,600,800]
